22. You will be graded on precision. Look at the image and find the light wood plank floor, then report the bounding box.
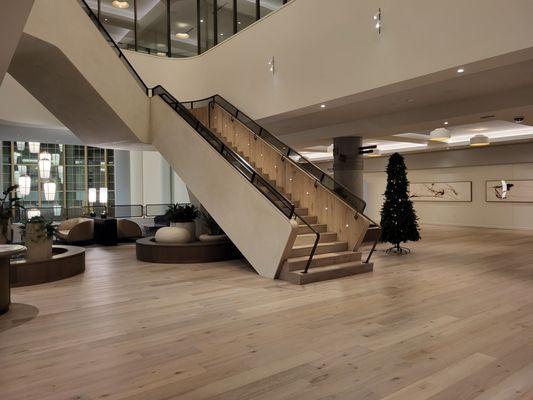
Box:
[1,225,533,400]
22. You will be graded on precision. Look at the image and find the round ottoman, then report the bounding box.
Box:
[155,227,192,243]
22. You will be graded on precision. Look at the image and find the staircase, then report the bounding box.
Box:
[203,112,377,284]
[12,0,380,284]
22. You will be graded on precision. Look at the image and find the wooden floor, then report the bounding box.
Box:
[1,225,533,400]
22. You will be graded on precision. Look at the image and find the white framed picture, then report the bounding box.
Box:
[409,181,472,202]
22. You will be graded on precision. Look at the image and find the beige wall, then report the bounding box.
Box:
[0,0,33,85]
[126,0,533,121]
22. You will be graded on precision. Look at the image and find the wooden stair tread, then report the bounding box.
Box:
[283,261,373,284]
[292,241,347,250]
[286,250,360,264]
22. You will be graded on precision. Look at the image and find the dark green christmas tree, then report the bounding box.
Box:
[380,152,420,254]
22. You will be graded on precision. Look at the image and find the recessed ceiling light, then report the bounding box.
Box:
[320,104,326,108]
[175,32,190,39]
[457,68,465,73]
[200,19,204,23]
[429,127,451,142]
[470,134,490,147]
[112,1,129,9]
[104,18,109,22]
[238,21,241,24]
[443,121,449,125]
[220,33,224,36]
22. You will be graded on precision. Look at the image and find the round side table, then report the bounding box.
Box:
[0,244,26,315]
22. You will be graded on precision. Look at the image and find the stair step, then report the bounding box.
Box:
[283,261,373,285]
[296,215,317,224]
[294,231,337,246]
[296,224,327,234]
[284,250,362,271]
[290,241,348,257]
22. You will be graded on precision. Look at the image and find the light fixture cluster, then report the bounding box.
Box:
[111,1,129,9]
[429,126,490,147]
[373,8,382,33]
[268,56,275,74]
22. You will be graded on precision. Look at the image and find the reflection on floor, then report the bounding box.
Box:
[1,225,533,399]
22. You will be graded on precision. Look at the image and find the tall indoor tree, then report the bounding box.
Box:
[380,152,420,254]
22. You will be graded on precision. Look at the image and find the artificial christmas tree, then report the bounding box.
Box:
[380,152,420,254]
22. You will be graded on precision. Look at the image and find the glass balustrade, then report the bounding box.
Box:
[89,0,290,57]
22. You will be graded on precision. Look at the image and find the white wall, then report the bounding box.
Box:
[365,163,533,231]
[122,150,190,205]
[125,0,533,121]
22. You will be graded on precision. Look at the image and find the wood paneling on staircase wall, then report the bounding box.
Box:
[193,104,371,251]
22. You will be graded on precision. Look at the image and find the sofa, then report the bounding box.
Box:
[117,219,143,240]
[55,218,94,243]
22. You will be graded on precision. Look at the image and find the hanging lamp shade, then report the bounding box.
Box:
[88,188,97,203]
[429,128,451,142]
[53,204,62,217]
[38,152,52,179]
[28,142,40,153]
[99,187,108,204]
[16,141,25,151]
[43,182,56,201]
[27,209,41,219]
[18,175,31,196]
[51,153,60,166]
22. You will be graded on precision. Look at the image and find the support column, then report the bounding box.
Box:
[333,136,364,199]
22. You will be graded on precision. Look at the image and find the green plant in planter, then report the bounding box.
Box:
[165,203,200,223]
[201,211,224,235]
[0,184,23,244]
[20,216,56,241]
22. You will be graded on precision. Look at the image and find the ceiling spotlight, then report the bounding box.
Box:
[111,1,130,9]
[470,134,490,147]
[175,32,190,39]
[200,19,204,23]
[320,104,326,109]
[238,21,242,24]
[457,68,465,73]
[443,121,449,125]
[429,127,451,142]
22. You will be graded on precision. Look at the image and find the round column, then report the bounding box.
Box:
[333,136,364,199]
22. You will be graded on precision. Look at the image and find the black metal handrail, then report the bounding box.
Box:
[185,94,368,214]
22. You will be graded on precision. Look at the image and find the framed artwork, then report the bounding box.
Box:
[409,181,472,202]
[486,179,533,203]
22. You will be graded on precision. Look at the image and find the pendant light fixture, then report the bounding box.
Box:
[28,142,40,153]
[18,175,31,196]
[16,141,25,151]
[43,181,57,201]
[470,134,490,147]
[429,128,451,142]
[38,152,52,179]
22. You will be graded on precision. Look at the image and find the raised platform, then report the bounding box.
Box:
[10,245,85,287]
[136,237,241,263]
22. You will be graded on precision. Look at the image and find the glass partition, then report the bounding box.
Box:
[91,0,288,56]
[100,0,136,49]
[136,0,169,56]
[169,0,198,57]
[217,0,234,43]
[236,0,256,32]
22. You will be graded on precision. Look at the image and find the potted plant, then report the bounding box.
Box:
[165,203,200,238]
[0,185,23,244]
[199,211,228,243]
[20,216,56,261]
